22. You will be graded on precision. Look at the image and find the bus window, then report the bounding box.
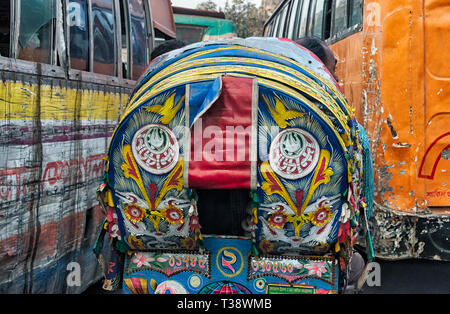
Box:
[18,0,56,64]
[296,0,311,38]
[286,0,300,39]
[0,1,10,57]
[272,14,280,37]
[277,2,290,37]
[129,0,148,80]
[92,0,116,76]
[175,24,206,45]
[333,0,347,35]
[348,0,362,27]
[311,0,325,39]
[119,0,130,78]
[68,0,89,71]
[266,20,275,37]
[323,0,333,39]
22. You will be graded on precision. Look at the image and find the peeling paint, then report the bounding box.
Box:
[369,203,419,259]
[392,142,412,148]
[409,105,413,134]
[19,87,36,96]
[367,203,450,260]
[371,38,378,55]
[386,116,398,139]
[378,165,394,196]
[442,149,450,160]
[417,241,425,256]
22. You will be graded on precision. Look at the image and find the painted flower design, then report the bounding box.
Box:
[106,207,121,239]
[304,260,327,277]
[110,223,121,240]
[124,204,146,224]
[189,216,201,231]
[163,205,184,225]
[311,206,332,227]
[133,252,152,268]
[267,211,288,229]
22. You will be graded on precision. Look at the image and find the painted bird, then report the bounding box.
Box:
[144,93,185,124]
[263,95,304,128]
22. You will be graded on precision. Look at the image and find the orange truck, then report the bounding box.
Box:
[264,0,450,260]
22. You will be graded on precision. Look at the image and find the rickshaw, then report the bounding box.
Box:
[93,37,373,294]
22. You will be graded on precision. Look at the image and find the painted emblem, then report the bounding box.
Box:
[131,124,179,174]
[153,280,187,294]
[216,247,244,277]
[269,128,320,180]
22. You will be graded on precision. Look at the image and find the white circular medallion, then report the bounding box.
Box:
[269,128,320,180]
[131,124,179,174]
[189,275,202,289]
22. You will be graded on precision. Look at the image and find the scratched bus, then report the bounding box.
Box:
[0,0,176,293]
[264,0,450,261]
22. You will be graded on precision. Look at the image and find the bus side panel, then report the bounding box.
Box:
[329,1,450,260]
[370,0,450,260]
[379,1,426,212]
[330,0,426,212]
[0,67,130,293]
[423,0,450,208]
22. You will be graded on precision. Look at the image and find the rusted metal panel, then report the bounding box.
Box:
[369,204,450,260]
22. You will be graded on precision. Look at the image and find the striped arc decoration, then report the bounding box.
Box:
[123,277,149,294]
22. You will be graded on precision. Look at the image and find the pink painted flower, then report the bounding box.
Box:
[133,252,151,268]
[338,221,351,243]
[304,261,327,277]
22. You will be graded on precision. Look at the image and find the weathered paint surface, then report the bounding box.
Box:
[330,0,450,259]
[0,62,131,293]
